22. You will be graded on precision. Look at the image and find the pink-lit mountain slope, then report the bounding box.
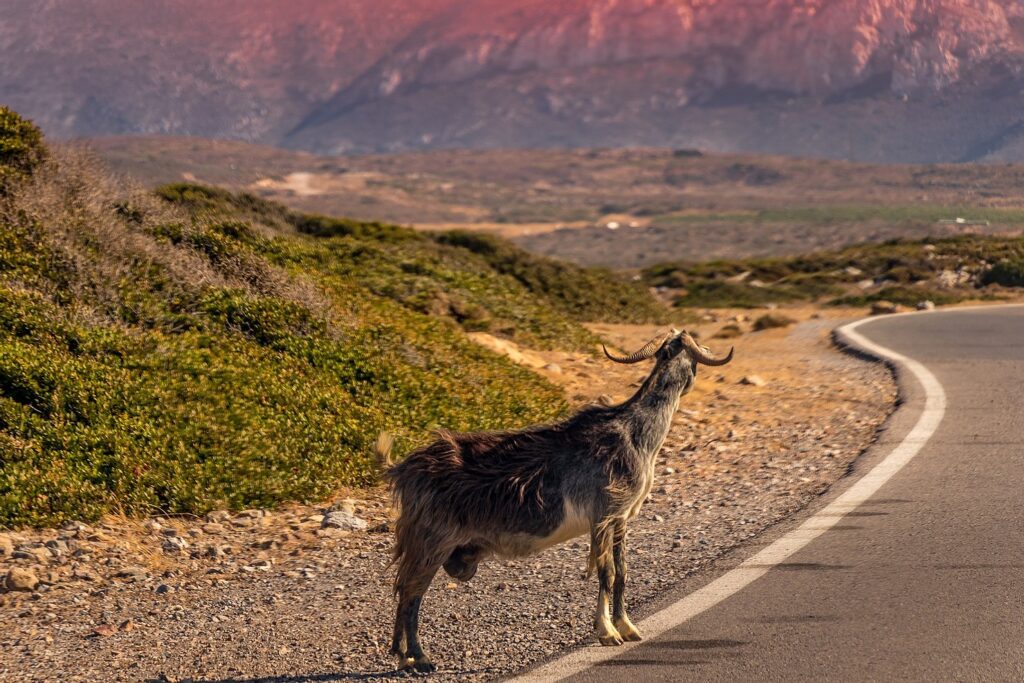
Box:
[3,0,1024,161]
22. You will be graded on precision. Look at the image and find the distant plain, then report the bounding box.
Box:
[92,136,1024,268]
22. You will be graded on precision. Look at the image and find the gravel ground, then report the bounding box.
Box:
[0,313,896,682]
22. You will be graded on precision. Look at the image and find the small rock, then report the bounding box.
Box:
[844,266,863,277]
[237,509,264,519]
[144,519,162,532]
[162,537,189,553]
[739,375,766,387]
[72,567,100,582]
[652,514,665,523]
[202,523,225,535]
[205,510,231,523]
[44,539,69,557]
[40,569,63,585]
[14,547,51,563]
[92,623,117,638]
[204,545,226,559]
[542,363,562,374]
[155,583,174,595]
[856,279,875,290]
[4,568,39,592]
[663,467,676,475]
[115,567,149,582]
[916,300,936,311]
[0,535,14,558]
[870,300,899,316]
[321,511,367,531]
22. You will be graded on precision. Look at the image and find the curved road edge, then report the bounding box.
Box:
[517,306,985,682]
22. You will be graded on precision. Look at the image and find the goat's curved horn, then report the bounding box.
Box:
[602,333,670,364]
[680,331,734,366]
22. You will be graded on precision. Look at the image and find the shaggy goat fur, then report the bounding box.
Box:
[385,330,732,672]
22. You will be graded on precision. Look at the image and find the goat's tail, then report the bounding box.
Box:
[384,431,461,594]
[374,431,394,471]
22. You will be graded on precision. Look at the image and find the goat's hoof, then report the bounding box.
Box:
[595,621,624,646]
[411,657,437,673]
[398,654,436,673]
[614,617,643,642]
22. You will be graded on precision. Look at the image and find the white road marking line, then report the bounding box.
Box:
[520,314,948,682]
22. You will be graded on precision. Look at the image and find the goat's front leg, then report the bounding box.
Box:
[591,523,623,646]
[611,519,642,642]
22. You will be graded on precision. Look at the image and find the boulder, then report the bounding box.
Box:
[4,568,39,592]
[321,510,367,531]
[870,300,899,315]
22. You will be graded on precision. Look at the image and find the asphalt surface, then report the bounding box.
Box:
[548,305,1024,682]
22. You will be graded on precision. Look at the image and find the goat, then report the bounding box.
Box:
[386,329,733,671]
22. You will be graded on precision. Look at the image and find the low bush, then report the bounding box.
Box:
[0,107,47,193]
[982,259,1024,287]
[752,313,795,331]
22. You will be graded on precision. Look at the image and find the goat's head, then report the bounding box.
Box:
[602,328,733,386]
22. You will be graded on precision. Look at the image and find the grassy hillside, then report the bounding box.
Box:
[0,109,663,528]
[646,235,1024,309]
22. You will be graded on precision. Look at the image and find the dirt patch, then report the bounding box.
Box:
[0,311,895,682]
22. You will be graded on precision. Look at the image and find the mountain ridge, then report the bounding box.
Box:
[3,0,1024,161]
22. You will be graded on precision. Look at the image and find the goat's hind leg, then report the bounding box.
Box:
[590,523,623,646]
[611,520,642,642]
[393,560,442,672]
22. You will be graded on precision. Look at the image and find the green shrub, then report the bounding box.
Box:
[434,230,666,324]
[829,286,964,308]
[752,313,795,331]
[0,107,47,192]
[982,259,1024,287]
[713,323,743,339]
[294,214,417,242]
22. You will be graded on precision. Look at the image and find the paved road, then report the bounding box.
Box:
[536,305,1024,682]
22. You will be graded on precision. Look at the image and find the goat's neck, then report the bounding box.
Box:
[621,361,688,459]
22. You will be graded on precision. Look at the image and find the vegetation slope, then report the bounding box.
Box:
[0,108,663,528]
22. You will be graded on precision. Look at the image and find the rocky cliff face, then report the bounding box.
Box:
[2,0,1023,161]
